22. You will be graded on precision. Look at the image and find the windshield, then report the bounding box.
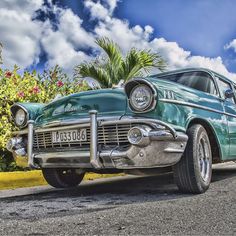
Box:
[157,71,217,95]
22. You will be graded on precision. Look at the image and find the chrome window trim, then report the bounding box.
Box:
[156,70,219,97]
[214,75,236,104]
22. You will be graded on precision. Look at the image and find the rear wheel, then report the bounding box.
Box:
[42,168,85,188]
[173,124,212,194]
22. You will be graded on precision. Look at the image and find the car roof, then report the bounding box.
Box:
[154,67,234,85]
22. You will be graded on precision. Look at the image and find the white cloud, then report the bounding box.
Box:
[1,0,236,81]
[89,4,236,81]
[58,8,95,49]
[150,38,236,80]
[225,39,236,53]
[84,0,110,20]
[84,0,119,20]
[41,29,91,71]
[94,18,155,52]
[41,8,95,72]
[0,0,44,69]
[0,0,44,15]
[106,0,119,13]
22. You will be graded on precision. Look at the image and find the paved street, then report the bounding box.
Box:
[0,163,235,235]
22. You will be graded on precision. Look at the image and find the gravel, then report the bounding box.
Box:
[0,163,235,235]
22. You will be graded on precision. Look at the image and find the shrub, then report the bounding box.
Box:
[0,65,89,171]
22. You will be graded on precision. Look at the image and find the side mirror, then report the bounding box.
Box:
[225,89,234,99]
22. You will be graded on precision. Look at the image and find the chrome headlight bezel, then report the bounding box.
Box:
[129,84,155,112]
[125,78,157,113]
[127,126,151,146]
[11,105,29,128]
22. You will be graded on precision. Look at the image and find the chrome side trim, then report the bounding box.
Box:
[159,99,225,115]
[224,112,236,118]
[161,98,236,119]
[89,110,102,169]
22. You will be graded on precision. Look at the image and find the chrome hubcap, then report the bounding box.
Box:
[198,136,211,182]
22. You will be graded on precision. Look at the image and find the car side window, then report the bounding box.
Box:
[159,72,218,95]
[216,77,235,103]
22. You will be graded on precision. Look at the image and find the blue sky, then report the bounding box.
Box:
[116,0,236,71]
[118,1,235,54]
[1,0,236,79]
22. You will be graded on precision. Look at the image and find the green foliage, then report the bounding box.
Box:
[74,37,166,88]
[0,65,88,171]
[0,43,2,65]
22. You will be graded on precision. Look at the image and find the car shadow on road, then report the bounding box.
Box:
[3,164,236,203]
[1,172,184,202]
[1,165,236,221]
[212,163,236,182]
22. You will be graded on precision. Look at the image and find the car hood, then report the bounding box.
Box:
[35,88,128,126]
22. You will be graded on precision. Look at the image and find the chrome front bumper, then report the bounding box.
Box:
[8,111,188,170]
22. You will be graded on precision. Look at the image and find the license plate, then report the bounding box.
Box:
[52,129,87,143]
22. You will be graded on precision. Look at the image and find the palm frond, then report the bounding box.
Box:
[95,37,122,65]
[73,37,167,88]
[95,37,123,82]
[121,48,166,81]
[139,49,166,72]
[74,63,111,88]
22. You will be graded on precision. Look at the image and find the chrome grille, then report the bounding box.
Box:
[33,123,134,151]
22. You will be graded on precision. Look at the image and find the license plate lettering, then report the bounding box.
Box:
[52,129,87,143]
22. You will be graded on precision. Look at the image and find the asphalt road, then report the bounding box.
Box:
[0,163,235,236]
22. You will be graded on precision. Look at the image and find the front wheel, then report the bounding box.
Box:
[173,124,212,194]
[42,168,85,188]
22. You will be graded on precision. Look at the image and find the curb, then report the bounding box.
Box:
[0,170,121,190]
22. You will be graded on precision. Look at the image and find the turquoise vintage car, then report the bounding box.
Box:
[6,68,236,193]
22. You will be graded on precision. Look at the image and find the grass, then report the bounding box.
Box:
[0,170,121,190]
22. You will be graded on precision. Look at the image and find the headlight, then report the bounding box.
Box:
[127,126,151,146]
[129,85,154,112]
[127,127,143,145]
[15,109,27,126]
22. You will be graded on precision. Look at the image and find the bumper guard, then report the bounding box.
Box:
[7,111,188,170]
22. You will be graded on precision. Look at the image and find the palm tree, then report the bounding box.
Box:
[74,37,166,88]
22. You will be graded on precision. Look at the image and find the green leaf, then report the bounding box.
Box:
[74,37,167,88]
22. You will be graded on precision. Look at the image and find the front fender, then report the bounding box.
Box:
[11,103,45,121]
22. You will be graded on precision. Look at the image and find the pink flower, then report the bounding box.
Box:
[32,86,40,94]
[5,71,12,78]
[56,80,64,87]
[17,91,25,98]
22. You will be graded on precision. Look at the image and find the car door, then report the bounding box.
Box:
[216,76,236,159]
